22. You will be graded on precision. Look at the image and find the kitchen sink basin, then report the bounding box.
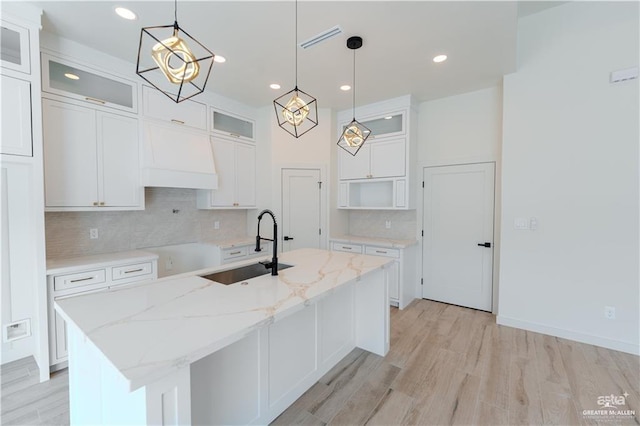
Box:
[200,262,293,285]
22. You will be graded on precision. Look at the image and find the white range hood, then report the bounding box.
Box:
[141,120,218,190]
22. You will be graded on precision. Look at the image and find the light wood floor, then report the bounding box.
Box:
[2,299,638,425]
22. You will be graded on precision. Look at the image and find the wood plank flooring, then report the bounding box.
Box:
[2,299,638,425]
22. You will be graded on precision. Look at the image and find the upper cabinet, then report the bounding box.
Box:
[211,108,255,142]
[42,53,137,113]
[43,99,142,211]
[1,20,30,74]
[1,75,32,156]
[142,85,207,130]
[336,95,417,210]
[197,136,256,209]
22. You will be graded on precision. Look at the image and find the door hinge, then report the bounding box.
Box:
[422,181,424,188]
[421,230,424,237]
[421,278,424,285]
[319,228,322,235]
[318,181,322,189]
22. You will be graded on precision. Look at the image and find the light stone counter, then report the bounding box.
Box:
[330,234,418,248]
[55,248,391,392]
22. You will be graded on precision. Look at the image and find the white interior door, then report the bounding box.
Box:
[422,163,494,311]
[281,168,322,252]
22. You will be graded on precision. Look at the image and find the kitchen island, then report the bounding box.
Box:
[55,248,391,425]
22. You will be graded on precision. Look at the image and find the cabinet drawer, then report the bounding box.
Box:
[365,246,400,258]
[53,269,106,291]
[112,262,153,281]
[331,242,363,254]
[222,246,248,261]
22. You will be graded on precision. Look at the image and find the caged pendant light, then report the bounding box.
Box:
[136,0,215,103]
[337,36,371,156]
[273,0,318,138]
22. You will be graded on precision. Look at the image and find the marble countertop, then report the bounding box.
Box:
[330,235,418,249]
[55,248,391,391]
[46,251,159,275]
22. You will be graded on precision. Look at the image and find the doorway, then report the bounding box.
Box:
[422,163,495,311]
[281,168,323,252]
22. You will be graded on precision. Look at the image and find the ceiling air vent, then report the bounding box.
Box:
[299,25,342,49]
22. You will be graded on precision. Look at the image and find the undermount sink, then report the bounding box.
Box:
[200,262,293,285]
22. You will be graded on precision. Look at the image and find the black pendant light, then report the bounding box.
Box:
[136,0,215,103]
[337,36,371,156]
[273,0,318,138]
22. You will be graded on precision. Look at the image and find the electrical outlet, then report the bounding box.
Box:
[604,306,616,320]
[214,221,220,230]
[385,220,391,229]
[89,228,99,239]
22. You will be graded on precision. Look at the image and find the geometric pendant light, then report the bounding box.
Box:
[273,0,318,138]
[337,36,371,156]
[136,0,215,103]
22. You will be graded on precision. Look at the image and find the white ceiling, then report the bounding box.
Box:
[27,1,559,110]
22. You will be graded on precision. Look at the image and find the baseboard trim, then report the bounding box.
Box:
[496,315,640,356]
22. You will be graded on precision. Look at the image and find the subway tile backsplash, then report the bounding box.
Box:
[348,210,417,240]
[45,188,248,260]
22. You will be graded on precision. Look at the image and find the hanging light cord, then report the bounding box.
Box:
[352,48,356,121]
[173,0,178,29]
[294,0,298,88]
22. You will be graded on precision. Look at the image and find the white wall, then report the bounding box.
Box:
[499,2,639,354]
[417,86,503,311]
[252,106,345,245]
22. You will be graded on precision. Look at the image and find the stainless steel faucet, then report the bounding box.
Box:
[255,209,278,275]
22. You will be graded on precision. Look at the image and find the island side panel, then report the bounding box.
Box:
[67,323,191,425]
[355,267,390,356]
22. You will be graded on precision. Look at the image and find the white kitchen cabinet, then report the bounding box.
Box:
[1,74,32,156]
[43,98,142,210]
[337,95,417,210]
[1,20,30,74]
[331,238,417,309]
[197,136,256,209]
[42,53,137,113]
[339,138,405,180]
[142,85,207,130]
[211,108,254,142]
[47,252,158,369]
[214,241,272,265]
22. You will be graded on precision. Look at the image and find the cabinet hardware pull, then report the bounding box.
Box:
[124,268,144,274]
[171,119,185,125]
[85,97,106,104]
[229,251,241,255]
[229,133,240,138]
[342,246,351,250]
[477,242,491,248]
[70,276,95,283]
[375,250,387,254]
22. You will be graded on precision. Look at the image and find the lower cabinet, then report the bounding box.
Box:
[47,256,158,369]
[331,240,417,309]
[43,98,142,210]
[191,280,358,425]
[197,136,256,209]
[214,241,272,265]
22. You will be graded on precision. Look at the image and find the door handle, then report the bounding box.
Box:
[284,236,294,241]
[477,242,491,248]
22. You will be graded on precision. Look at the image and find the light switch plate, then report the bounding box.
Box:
[514,217,529,230]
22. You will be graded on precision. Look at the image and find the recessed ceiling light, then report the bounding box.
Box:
[340,85,351,91]
[64,73,80,80]
[214,55,226,64]
[384,116,393,120]
[270,83,281,90]
[115,7,137,20]
[433,54,447,63]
